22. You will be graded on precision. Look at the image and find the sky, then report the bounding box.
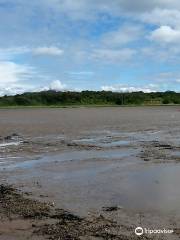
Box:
[0,0,180,95]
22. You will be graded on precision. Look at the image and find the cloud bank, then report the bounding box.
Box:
[0,0,180,95]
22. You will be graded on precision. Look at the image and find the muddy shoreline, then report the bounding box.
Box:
[0,107,180,239]
[0,184,147,240]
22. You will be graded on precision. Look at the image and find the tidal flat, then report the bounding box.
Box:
[0,106,180,239]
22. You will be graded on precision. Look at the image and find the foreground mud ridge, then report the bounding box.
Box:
[0,184,153,240]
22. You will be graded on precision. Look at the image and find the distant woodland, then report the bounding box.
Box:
[0,91,180,106]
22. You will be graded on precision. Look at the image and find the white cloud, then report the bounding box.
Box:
[0,61,34,85]
[0,47,30,60]
[150,26,180,43]
[0,84,34,96]
[49,80,67,91]
[68,71,94,76]
[1,1,180,93]
[43,0,180,18]
[149,72,180,84]
[3,1,180,24]
[102,24,143,47]
[0,58,67,96]
[101,84,159,93]
[0,61,36,96]
[91,48,136,63]
[0,46,64,60]
[40,80,80,92]
[33,46,64,56]
[116,0,180,13]
[141,45,180,62]
[141,9,180,28]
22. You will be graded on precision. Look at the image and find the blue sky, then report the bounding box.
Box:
[0,0,180,95]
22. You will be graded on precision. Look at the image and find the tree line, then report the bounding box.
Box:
[0,90,179,106]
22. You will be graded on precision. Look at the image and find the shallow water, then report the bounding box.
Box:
[1,127,180,216]
[1,148,137,170]
[171,151,180,158]
[0,141,21,147]
[71,134,132,148]
[2,148,180,216]
[117,163,180,214]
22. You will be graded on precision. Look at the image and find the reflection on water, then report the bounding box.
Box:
[0,141,21,147]
[119,163,180,213]
[72,138,131,147]
[2,151,180,215]
[0,148,137,170]
[1,129,180,216]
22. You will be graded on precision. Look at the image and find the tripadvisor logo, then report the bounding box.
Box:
[135,227,173,236]
[135,227,143,236]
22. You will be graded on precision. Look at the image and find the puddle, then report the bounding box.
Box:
[3,146,180,216]
[1,129,180,216]
[72,136,131,148]
[1,148,137,170]
[171,151,180,158]
[71,129,175,148]
[49,162,180,215]
[121,163,180,213]
[7,157,180,216]
[100,140,130,147]
[0,141,22,148]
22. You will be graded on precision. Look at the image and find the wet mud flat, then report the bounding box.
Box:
[1,184,180,240]
[0,107,180,239]
[0,184,153,240]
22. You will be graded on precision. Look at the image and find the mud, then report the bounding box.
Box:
[0,184,151,240]
[0,107,180,239]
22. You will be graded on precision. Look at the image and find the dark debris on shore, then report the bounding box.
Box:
[0,184,51,219]
[0,184,153,240]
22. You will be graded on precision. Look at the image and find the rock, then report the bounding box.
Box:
[102,205,123,212]
[12,133,19,137]
[4,135,12,140]
[144,158,150,162]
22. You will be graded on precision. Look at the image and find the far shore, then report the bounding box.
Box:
[0,103,180,109]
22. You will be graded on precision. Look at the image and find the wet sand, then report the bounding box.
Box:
[0,106,180,239]
[0,106,179,137]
